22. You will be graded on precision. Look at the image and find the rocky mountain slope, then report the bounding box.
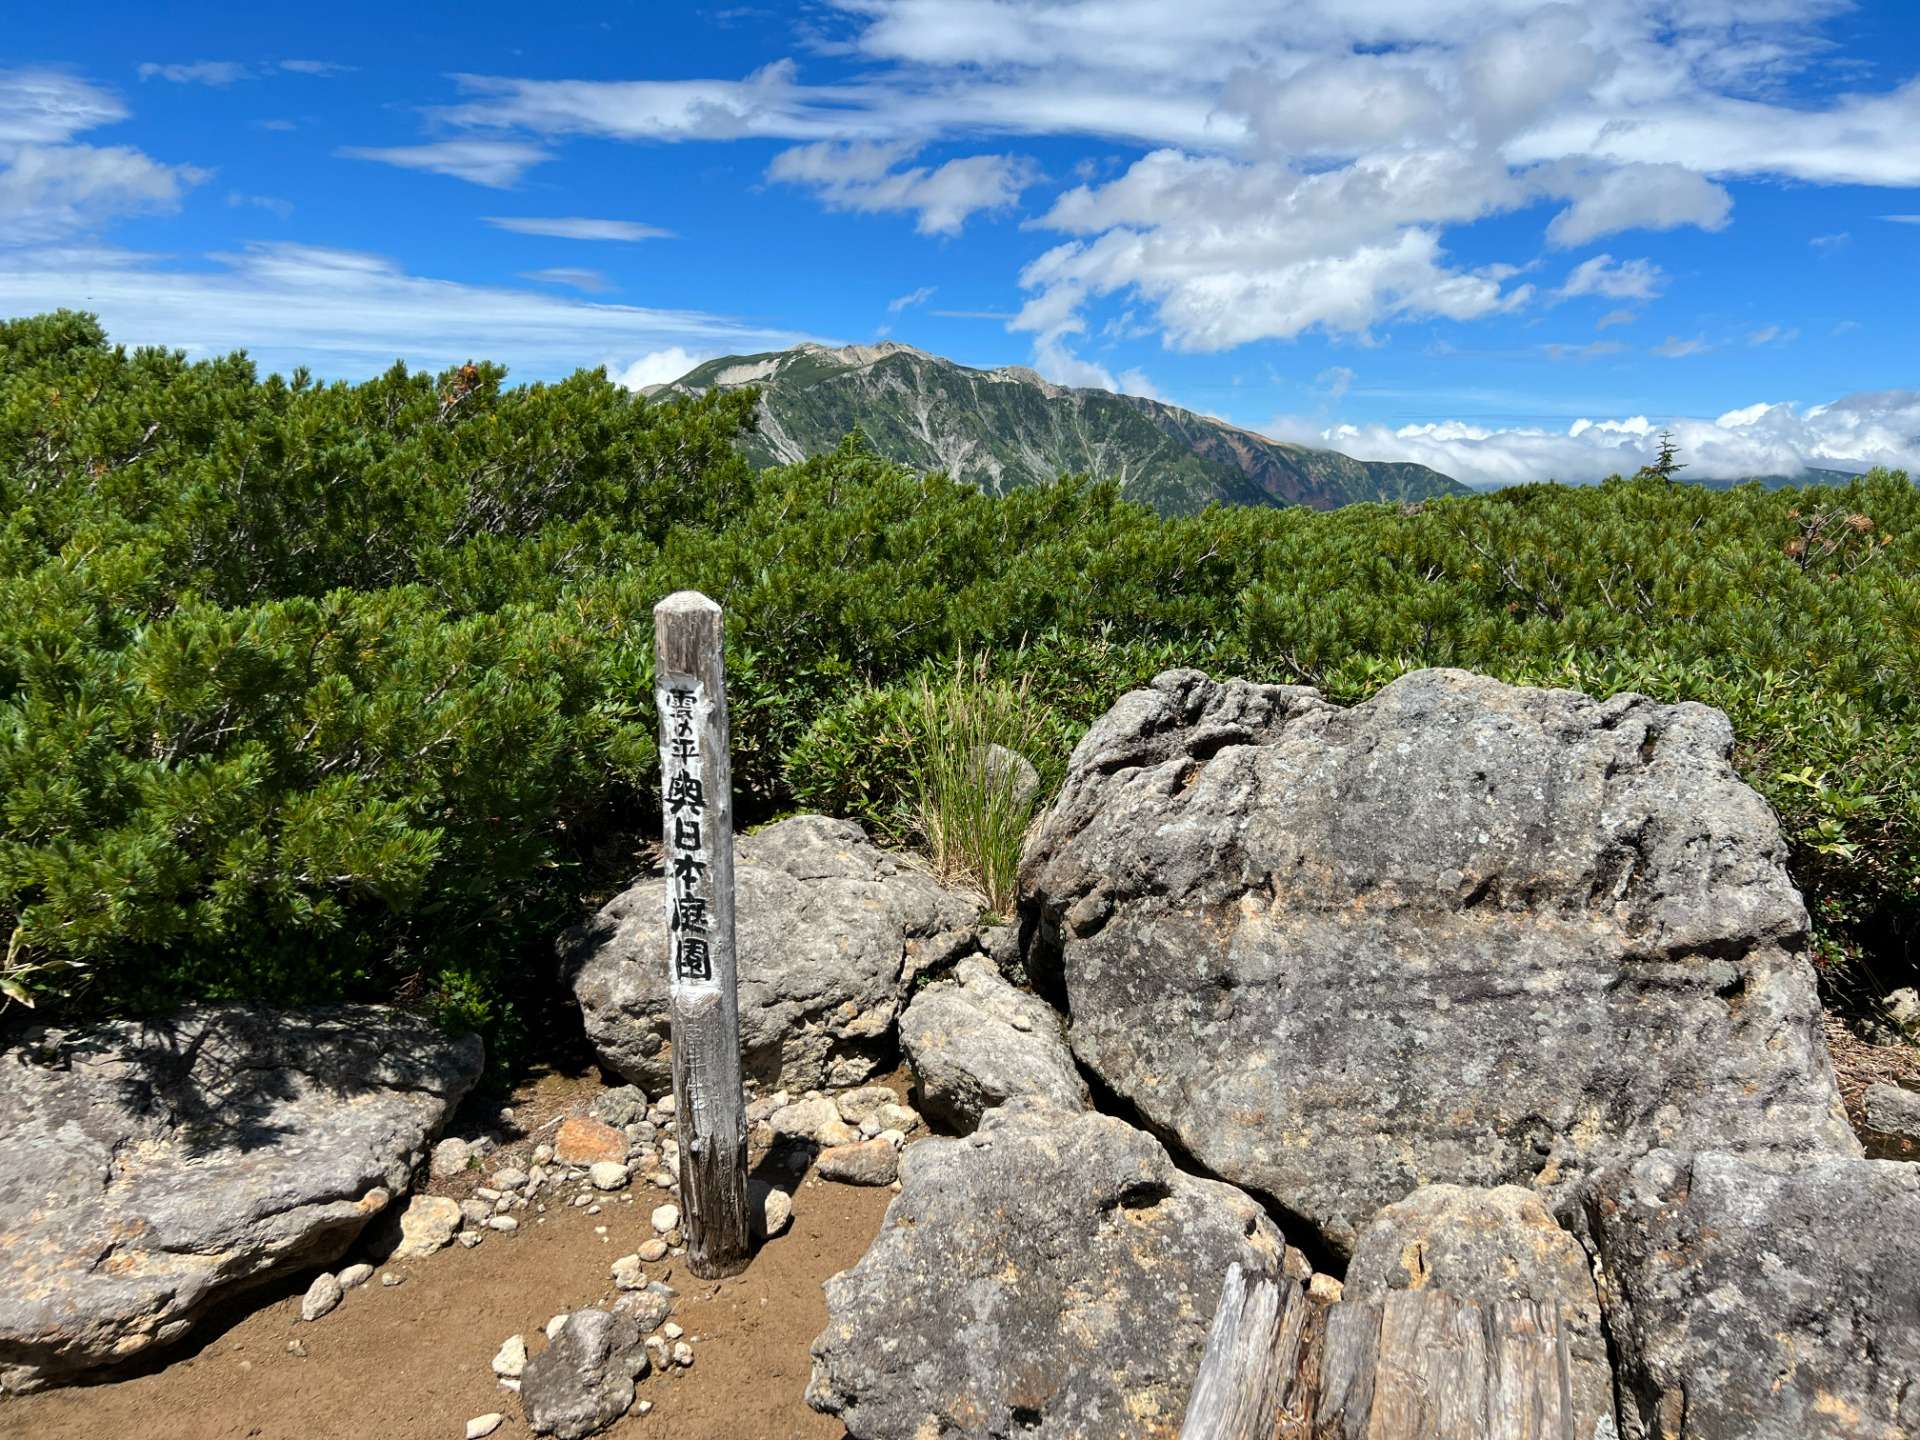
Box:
[648,342,1468,514]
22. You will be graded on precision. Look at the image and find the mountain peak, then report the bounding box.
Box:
[652,342,1465,514]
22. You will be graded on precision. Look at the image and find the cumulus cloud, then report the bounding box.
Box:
[611,346,709,389]
[767,141,1036,235]
[0,70,206,243]
[338,140,549,188]
[1314,390,1920,489]
[1542,162,1732,248]
[0,242,812,379]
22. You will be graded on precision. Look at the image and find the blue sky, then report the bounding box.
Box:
[3,0,1918,485]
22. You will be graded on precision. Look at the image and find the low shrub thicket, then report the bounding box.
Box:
[3,311,1915,1057]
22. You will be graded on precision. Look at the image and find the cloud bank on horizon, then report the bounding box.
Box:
[2,0,1917,487]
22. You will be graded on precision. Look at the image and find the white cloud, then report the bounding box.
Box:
[484,216,672,241]
[888,284,936,312]
[1884,215,1920,225]
[523,266,610,293]
[339,140,549,188]
[0,242,813,380]
[137,61,251,87]
[1595,308,1636,329]
[1557,254,1665,301]
[228,191,293,219]
[767,141,1036,235]
[0,72,206,244]
[1316,365,1356,401]
[1542,162,1732,247]
[1653,334,1710,358]
[611,346,708,389]
[279,60,354,77]
[1314,390,1920,489]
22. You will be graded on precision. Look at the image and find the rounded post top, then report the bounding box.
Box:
[655,590,721,616]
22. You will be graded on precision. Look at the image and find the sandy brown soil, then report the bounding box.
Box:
[0,1067,894,1440]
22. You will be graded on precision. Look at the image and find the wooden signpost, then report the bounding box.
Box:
[654,590,751,1279]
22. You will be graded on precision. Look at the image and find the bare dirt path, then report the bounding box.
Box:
[0,1070,893,1440]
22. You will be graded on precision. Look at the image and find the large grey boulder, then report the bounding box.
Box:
[1590,1150,1920,1440]
[1344,1184,1615,1438]
[0,1005,482,1392]
[1022,668,1856,1256]
[563,815,980,1093]
[899,957,1090,1131]
[520,1307,649,1439]
[807,1097,1283,1439]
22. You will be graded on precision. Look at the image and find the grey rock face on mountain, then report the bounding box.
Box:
[808,1097,1282,1439]
[521,1308,649,1439]
[0,1006,482,1392]
[1022,667,1856,1255]
[1590,1150,1920,1440]
[1344,1184,1616,1437]
[899,958,1089,1131]
[562,815,980,1093]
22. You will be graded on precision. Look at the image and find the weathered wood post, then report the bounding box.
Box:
[654,590,751,1278]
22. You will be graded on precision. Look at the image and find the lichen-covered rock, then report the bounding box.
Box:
[899,958,1089,1132]
[1344,1184,1615,1437]
[1590,1150,1920,1440]
[1022,668,1857,1254]
[562,815,981,1092]
[1863,1081,1920,1140]
[520,1308,649,1439]
[807,1097,1282,1439]
[0,1005,481,1392]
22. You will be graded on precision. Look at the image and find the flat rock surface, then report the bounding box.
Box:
[899,958,1089,1132]
[1590,1149,1920,1440]
[1344,1183,1615,1437]
[1022,667,1857,1254]
[563,815,980,1093]
[807,1097,1283,1439]
[0,1005,481,1392]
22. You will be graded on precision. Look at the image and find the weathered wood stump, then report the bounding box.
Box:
[1182,1265,1586,1440]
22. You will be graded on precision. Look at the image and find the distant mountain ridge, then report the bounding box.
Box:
[648,341,1469,513]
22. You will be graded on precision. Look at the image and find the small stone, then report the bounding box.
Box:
[635,1400,653,1415]
[380,1272,404,1288]
[816,1117,861,1148]
[457,1232,484,1248]
[1009,1013,1033,1032]
[553,1115,629,1168]
[493,1193,515,1214]
[587,1204,602,1216]
[1308,1273,1345,1303]
[749,1179,794,1240]
[1865,1082,1920,1140]
[392,1193,463,1259]
[874,1103,923,1136]
[859,1115,882,1138]
[589,1161,630,1192]
[336,1262,374,1289]
[650,1204,680,1235]
[430,1136,474,1179]
[769,1096,840,1141]
[533,1143,554,1166]
[644,1336,669,1368]
[497,1378,520,1394]
[300,1272,343,1322]
[461,1198,493,1228]
[655,1094,677,1117]
[817,1138,899,1186]
[649,1170,676,1190]
[573,1194,593,1208]
[615,1282,675,1333]
[546,1313,570,1340]
[487,1215,518,1233]
[492,1334,527,1378]
[286,1340,308,1357]
[638,1238,669,1262]
[660,1322,683,1340]
[612,1254,645,1290]
[672,1342,694,1368]
[834,1084,899,1125]
[490,1167,529,1191]
[475,1187,502,1202]
[466,1414,504,1439]
[745,1091,790,1125]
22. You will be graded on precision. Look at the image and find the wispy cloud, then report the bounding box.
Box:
[522,266,611,293]
[279,60,354,77]
[137,61,251,87]
[484,216,671,241]
[339,140,549,188]
[887,285,935,313]
[768,141,1036,235]
[228,191,293,220]
[1653,334,1711,358]
[1556,255,1665,302]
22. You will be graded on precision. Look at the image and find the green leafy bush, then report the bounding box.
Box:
[4,310,1916,1054]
